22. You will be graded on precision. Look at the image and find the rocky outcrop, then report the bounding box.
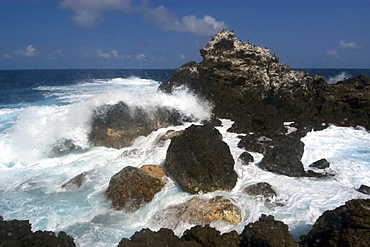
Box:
[105,165,165,211]
[159,29,370,177]
[300,199,370,246]
[240,214,298,247]
[61,171,90,190]
[89,102,185,149]
[164,124,237,194]
[0,217,75,246]
[358,184,370,195]
[308,158,330,169]
[152,196,242,228]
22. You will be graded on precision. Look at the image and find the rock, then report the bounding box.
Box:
[49,138,81,157]
[154,129,184,145]
[0,217,75,247]
[164,124,237,194]
[153,196,242,228]
[89,101,185,148]
[258,136,306,177]
[301,199,370,246]
[240,214,299,247]
[309,158,330,169]
[61,171,89,190]
[139,165,166,180]
[238,151,254,165]
[243,182,276,198]
[117,228,196,247]
[181,225,240,247]
[118,225,240,247]
[105,166,165,211]
[358,184,370,195]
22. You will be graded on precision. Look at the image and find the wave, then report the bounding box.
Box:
[327,71,351,84]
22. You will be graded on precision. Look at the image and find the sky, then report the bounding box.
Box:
[0,0,369,70]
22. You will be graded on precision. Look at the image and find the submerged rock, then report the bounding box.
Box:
[309,158,330,169]
[89,102,185,148]
[61,171,90,190]
[164,124,237,194]
[301,199,370,246]
[243,182,276,199]
[49,138,81,157]
[105,165,165,211]
[153,196,242,228]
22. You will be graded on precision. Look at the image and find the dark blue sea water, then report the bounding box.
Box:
[0,69,369,246]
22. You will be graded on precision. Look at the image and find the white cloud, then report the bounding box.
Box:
[136,53,146,60]
[327,50,338,56]
[3,54,13,59]
[59,0,227,35]
[339,40,357,49]
[178,53,186,60]
[60,0,133,28]
[14,45,38,57]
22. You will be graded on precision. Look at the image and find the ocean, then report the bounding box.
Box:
[0,69,369,246]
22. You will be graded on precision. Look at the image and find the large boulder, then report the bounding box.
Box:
[164,124,237,194]
[105,165,165,211]
[239,214,299,247]
[301,199,370,246]
[0,217,75,247]
[152,196,242,228]
[89,102,184,148]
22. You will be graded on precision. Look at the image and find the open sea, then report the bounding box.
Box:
[1,69,370,246]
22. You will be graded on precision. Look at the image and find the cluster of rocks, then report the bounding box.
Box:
[11,29,368,246]
[119,199,370,247]
[2,199,369,246]
[0,216,75,246]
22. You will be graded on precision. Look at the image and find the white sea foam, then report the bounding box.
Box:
[1,77,369,246]
[327,71,351,84]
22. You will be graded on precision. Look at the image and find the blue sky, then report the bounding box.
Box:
[1,0,369,69]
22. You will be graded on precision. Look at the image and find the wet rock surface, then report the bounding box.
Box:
[105,165,165,211]
[0,217,75,247]
[89,101,185,148]
[153,196,242,228]
[164,124,237,194]
[300,199,370,247]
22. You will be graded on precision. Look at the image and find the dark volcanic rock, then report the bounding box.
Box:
[164,124,237,194]
[309,158,330,169]
[105,166,165,211]
[159,29,370,165]
[181,225,240,247]
[0,217,75,247]
[240,214,298,247]
[49,138,81,157]
[301,199,370,247]
[117,228,196,247]
[238,151,254,165]
[258,135,306,177]
[89,101,184,149]
[243,182,277,198]
[358,184,370,195]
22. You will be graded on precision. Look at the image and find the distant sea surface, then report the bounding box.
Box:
[0,68,369,247]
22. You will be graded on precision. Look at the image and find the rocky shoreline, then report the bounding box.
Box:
[2,30,370,246]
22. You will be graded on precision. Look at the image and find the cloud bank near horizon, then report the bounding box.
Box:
[59,0,227,36]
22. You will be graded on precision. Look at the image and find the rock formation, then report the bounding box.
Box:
[105,165,165,211]
[159,29,370,177]
[300,199,370,246]
[152,196,242,228]
[164,124,237,194]
[0,217,75,246]
[89,102,185,148]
